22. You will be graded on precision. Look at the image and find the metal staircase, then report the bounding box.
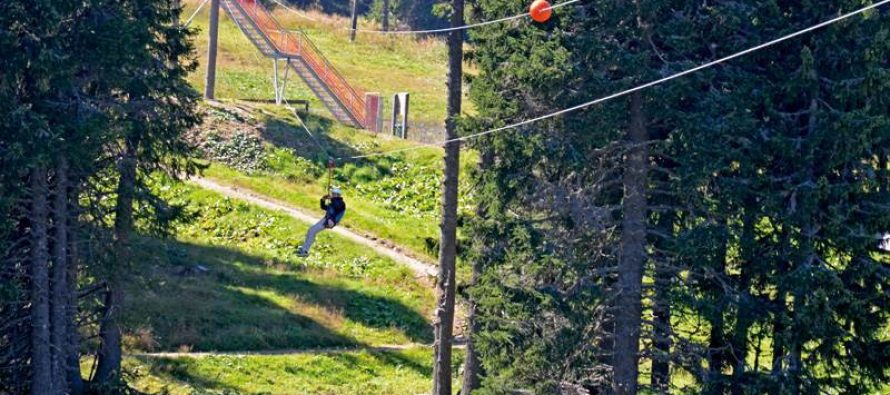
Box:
[219,0,380,130]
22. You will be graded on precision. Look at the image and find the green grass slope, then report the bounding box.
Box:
[122,181,434,353]
[128,347,463,395]
[195,103,476,261]
[115,179,450,393]
[182,0,470,125]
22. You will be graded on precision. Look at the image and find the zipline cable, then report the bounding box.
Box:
[281,96,339,191]
[282,96,331,158]
[347,0,583,35]
[181,0,211,29]
[340,0,890,160]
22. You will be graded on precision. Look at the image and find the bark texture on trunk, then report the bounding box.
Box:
[204,0,220,99]
[432,1,463,394]
[95,143,136,384]
[729,212,755,395]
[172,0,182,27]
[67,211,84,395]
[461,152,490,395]
[459,245,484,392]
[51,158,70,392]
[612,92,648,395]
[30,166,53,395]
[650,213,672,392]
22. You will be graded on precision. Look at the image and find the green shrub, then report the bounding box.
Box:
[200,132,267,173]
[264,147,324,184]
[352,162,440,218]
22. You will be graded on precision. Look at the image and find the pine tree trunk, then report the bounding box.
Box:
[30,166,53,395]
[67,210,84,395]
[381,0,389,31]
[95,143,136,385]
[460,301,482,394]
[650,212,672,392]
[51,158,70,393]
[432,1,463,393]
[789,92,820,395]
[172,0,181,28]
[461,151,491,395]
[612,92,648,395]
[706,288,726,393]
[729,210,756,395]
[204,0,220,99]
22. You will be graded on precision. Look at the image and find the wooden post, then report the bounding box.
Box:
[382,0,389,31]
[204,0,220,99]
[350,0,358,42]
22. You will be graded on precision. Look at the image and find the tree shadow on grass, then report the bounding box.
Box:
[260,112,397,176]
[231,264,434,344]
[124,237,432,355]
[131,355,242,394]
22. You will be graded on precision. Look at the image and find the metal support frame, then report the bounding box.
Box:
[272,58,291,105]
[391,92,409,138]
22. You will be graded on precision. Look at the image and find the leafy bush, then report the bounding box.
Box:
[264,147,324,184]
[352,162,441,217]
[200,131,267,173]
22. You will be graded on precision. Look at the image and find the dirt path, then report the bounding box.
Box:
[190,177,438,278]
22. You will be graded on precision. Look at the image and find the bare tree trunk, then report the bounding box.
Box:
[432,1,463,393]
[67,207,84,395]
[381,0,389,31]
[51,158,70,393]
[204,0,220,99]
[172,0,182,28]
[650,212,672,392]
[95,142,136,385]
[729,210,755,395]
[30,166,53,395]
[612,92,648,395]
[461,151,491,395]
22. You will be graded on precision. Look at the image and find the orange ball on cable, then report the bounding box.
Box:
[529,0,553,23]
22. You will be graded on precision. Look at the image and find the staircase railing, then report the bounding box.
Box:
[231,0,367,126]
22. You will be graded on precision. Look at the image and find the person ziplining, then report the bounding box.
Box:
[297,159,346,257]
[296,186,347,257]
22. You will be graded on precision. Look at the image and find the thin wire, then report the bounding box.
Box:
[348,0,582,35]
[282,95,331,158]
[341,0,890,160]
[268,0,318,22]
[181,0,210,29]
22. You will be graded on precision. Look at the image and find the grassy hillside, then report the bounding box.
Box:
[113,3,479,393]
[113,179,447,393]
[127,347,463,395]
[123,181,434,352]
[182,0,472,125]
[195,102,476,261]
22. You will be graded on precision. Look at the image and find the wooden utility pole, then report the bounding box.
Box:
[204,0,220,99]
[382,0,389,31]
[350,0,358,42]
[432,0,463,394]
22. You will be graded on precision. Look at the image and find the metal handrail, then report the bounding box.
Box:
[232,0,367,125]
